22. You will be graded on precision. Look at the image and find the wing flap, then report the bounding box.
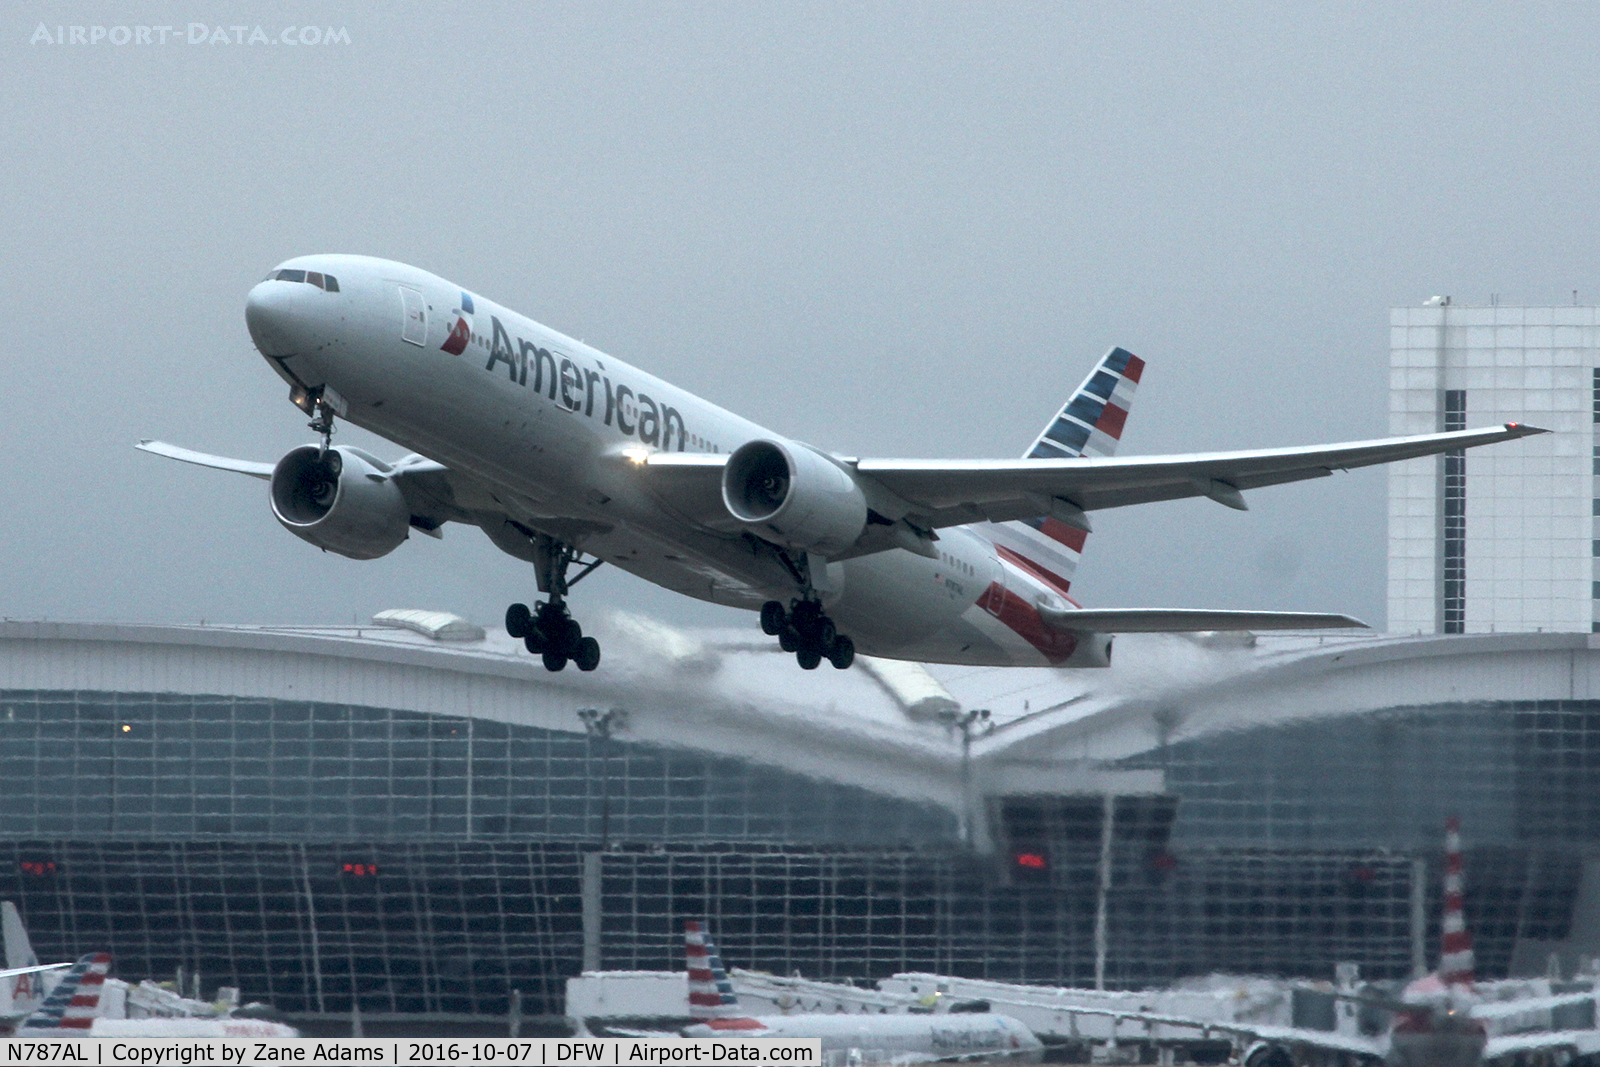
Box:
[1040,605,1367,632]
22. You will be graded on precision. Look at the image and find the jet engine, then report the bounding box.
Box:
[722,439,868,556]
[270,445,410,560]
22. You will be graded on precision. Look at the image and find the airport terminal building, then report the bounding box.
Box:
[3,613,1600,1024]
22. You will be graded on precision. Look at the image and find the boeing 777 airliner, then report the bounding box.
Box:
[140,255,1543,673]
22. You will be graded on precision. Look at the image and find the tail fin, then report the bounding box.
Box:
[1439,817,1474,986]
[684,921,740,1020]
[2,902,37,970]
[1025,346,1144,461]
[18,952,110,1032]
[984,347,1144,598]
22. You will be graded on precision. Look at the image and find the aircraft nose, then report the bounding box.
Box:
[246,277,315,357]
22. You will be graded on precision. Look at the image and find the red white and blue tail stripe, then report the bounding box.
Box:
[1439,817,1474,987]
[982,347,1143,604]
[685,921,739,1020]
[1024,346,1143,462]
[17,952,110,1032]
[684,922,764,1031]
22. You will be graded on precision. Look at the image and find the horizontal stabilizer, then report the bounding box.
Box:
[1039,605,1367,632]
[137,440,274,480]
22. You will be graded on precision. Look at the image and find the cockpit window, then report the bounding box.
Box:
[269,268,339,291]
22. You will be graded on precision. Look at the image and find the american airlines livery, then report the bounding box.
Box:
[140,255,1544,673]
[680,921,1043,1062]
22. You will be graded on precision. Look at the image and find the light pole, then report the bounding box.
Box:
[576,708,625,974]
[577,708,625,850]
[948,709,991,848]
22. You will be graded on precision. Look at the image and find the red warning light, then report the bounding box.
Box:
[19,861,56,876]
[1015,852,1047,870]
[342,863,379,877]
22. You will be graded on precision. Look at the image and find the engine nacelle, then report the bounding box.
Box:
[722,439,868,556]
[270,445,410,560]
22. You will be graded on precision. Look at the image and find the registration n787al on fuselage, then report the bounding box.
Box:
[140,255,1544,674]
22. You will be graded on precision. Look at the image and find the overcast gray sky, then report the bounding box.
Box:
[4,2,1597,633]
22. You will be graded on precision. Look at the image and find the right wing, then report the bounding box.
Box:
[137,440,610,556]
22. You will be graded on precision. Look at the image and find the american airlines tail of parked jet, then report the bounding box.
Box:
[140,255,1545,672]
[680,921,1043,1062]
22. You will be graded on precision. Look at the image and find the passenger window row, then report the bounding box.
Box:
[268,268,340,292]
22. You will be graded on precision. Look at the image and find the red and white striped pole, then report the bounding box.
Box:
[1439,817,1475,987]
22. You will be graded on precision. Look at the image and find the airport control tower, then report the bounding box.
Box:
[1388,300,1595,634]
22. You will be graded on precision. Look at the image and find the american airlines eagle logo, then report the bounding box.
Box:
[442,316,470,355]
[441,290,475,355]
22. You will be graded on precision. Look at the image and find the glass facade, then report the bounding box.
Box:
[0,691,955,845]
[2,686,1598,1015]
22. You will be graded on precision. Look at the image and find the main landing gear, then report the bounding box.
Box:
[761,599,854,671]
[506,539,603,673]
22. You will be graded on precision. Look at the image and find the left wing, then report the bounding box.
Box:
[851,423,1546,529]
[1021,1002,1386,1060]
[136,440,274,480]
[636,423,1545,554]
[0,961,70,980]
[1039,606,1365,632]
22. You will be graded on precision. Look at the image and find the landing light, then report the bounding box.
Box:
[622,447,650,465]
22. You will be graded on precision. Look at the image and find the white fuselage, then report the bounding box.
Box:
[247,254,1095,667]
[682,1013,1043,1062]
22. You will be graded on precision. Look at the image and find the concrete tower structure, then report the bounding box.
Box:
[1388,300,1592,634]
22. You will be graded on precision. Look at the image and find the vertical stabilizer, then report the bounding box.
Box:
[17,952,111,1032]
[684,921,740,1020]
[1439,817,1475,987]
[2,901,37,970]
[982,347,1144,597]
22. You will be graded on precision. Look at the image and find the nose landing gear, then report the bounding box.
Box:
[761,599,854,670]
[506,538,604,672]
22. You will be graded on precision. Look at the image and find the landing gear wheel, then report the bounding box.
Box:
[815,617,836,650]
[506,603,532,639]
[797,647,822,670]
[827,635,855,670]
[779,627,800,653]
[760,601,786,636]
[513,537,606,670]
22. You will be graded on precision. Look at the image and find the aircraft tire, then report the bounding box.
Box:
[760,601,786,636]
[827,636,855,670]
[523,633,546,655]
[797,647,822,670]
[542,651,568,672]
[506,603,532,639]
[815,617,836,650]
[575,637,601,672]
[778,627,800,653]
